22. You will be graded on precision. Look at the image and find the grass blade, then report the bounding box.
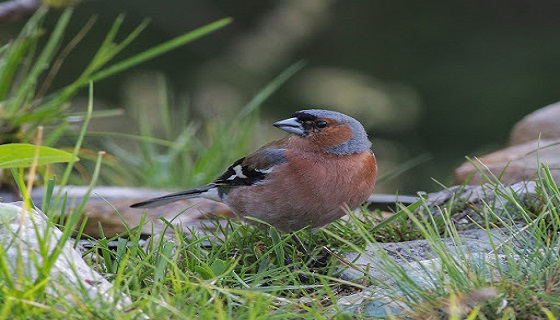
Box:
[90,17,232,84]
[9,8,73,115]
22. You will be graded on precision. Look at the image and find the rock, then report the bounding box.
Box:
[337,287,407,316]
[338,227,525,317]
[454,139,560,186]
[509,101,560,145]
[425,180,540,228]
[31,186,235,239]
[0,202,132,309]
[339,280,501,317]
[340,227,520,282]
[336,181,543,317]
[365,183,538,230]
[455,101,560,186]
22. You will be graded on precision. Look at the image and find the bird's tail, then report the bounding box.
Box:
[130,184,218,208]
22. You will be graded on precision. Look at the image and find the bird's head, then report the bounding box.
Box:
[273,109,372,154]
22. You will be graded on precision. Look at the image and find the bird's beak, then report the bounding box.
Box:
[273,117,305,136]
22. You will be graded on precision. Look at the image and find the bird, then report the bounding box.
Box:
[131,109,377,233]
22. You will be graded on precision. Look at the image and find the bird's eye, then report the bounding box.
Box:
[315,120,328,128]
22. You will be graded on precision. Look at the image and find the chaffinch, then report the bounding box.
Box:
[131,109,377,232]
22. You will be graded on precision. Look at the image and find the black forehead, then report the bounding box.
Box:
[292,111,318,122]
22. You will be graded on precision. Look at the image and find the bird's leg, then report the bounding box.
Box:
[292,232,309,255]
[283,251,293,266]
[311,246,331,268]
[291,233,330,269]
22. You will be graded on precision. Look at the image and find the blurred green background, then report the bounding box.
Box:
[3,0,559,194]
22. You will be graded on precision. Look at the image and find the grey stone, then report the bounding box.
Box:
[0,202,132,309]
[425,181,540,229]
[340,227,518,281]
[337,288,407,317]
[337,227,520,317]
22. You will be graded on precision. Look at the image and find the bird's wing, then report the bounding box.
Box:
[130,148,287,209]
[214,148,287,187]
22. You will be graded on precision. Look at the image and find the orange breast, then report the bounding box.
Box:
[226,150,377,232]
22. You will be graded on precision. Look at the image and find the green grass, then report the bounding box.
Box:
[329,164,560,319]
[93,60,305,189]
[0,6,230,186]
[5,162,560,319]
